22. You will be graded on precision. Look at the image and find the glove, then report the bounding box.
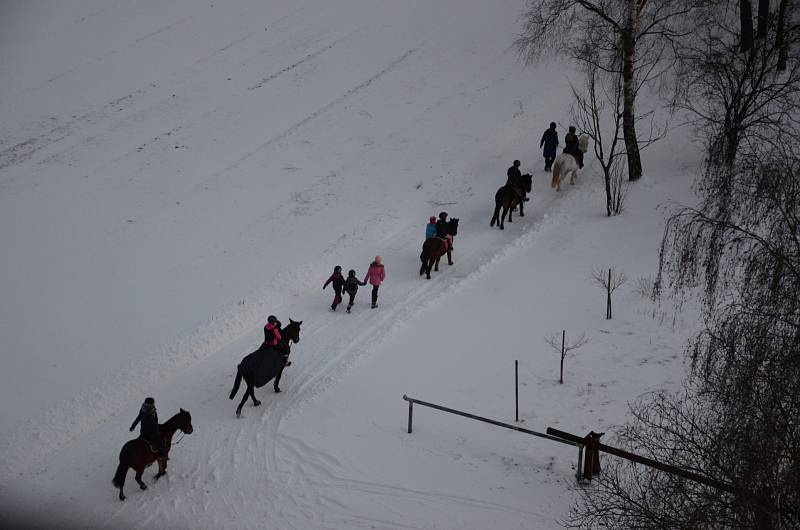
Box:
[129,427,134,432]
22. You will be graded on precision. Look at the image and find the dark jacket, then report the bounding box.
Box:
[540,128,559,158]
[323,271,345,293]
[507,165,522,185]
[344,274,365,294]
[435,219,449,238]
[130,403,160,442]
[563,132,580,156]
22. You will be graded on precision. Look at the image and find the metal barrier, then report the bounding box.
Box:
[403,394,584,481]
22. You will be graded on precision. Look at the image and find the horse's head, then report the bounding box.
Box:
[177,408,193,434]
[282,319,302,344]
[448,218,459,236]
[522,174,533,193]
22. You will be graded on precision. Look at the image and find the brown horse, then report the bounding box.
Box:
[490,173,532,230]
[419,218,459,279]
[112,408,193,501]
[229,319,302,417]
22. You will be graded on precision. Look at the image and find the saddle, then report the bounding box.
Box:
[436,236,449,252]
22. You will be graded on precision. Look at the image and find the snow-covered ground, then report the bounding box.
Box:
[0,1,700,528]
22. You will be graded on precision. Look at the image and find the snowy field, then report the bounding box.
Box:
[0,1,700,528]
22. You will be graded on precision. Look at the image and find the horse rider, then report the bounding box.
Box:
[505,161,528,204]
[435,211,454,251]
[540,122,559,171]
[425,216,437,239]
[130,397,167,461]
[263,315,282,350]
[563,126,584,169]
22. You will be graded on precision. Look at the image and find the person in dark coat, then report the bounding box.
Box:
[435,212,449,238]
[540,122,559,171]
[130,397,167,460]
[344,269,366,313]
[507,159,522,185]
[506,160,529,202]
[323,265,345,311]
[563,126,583,168]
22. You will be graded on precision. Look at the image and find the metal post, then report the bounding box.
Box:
[407,398,413,434]
[515,360,519,422]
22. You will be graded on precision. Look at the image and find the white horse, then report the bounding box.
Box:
[551,153,579,192]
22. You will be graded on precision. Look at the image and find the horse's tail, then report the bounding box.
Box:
[490,196,502,227]
[112,450,129,488]
[229,369,243,400]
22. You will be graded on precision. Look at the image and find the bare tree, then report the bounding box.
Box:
[544,330,589,384]
[569,64,662,215]
[516,0,703,181]
[591,266,628,318]
[672,0,800,168]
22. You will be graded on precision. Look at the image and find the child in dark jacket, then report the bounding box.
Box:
[323,265,345,311]
[130,397,166,460]
[343,269,366,313]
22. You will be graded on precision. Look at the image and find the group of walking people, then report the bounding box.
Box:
[323,257,386,313]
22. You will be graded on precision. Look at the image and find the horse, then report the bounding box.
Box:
[490,173,532,230]
[112,409,193,501]
[419,218,459,279]
[229,319,302,417]
[551,153,579,192]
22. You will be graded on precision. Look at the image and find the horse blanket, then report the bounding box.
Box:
[237,346,287,388]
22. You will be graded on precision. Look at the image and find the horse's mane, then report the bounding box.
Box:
[160,409,189,431]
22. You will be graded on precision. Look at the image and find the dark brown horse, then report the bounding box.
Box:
[112,408,193,501]
[490,173,532,230]
[229,319,302,417]
[419,218,459,279]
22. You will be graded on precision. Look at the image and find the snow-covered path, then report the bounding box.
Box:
[1,1,695,528]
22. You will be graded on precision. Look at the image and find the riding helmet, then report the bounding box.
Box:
[267,315,277,325]
[439,212,447,219]
[144,397,155,405]
[334,265,342,273]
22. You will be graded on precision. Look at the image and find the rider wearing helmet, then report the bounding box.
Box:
[264,315,282,348]
[130,397,167,461]
[425,216,437,239]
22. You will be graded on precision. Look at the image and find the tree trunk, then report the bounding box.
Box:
[776,0,790,71]
[622,3,643,181]
[740,0,755,52]
[757,0,770,39]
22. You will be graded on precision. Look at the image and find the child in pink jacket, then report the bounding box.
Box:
[363,256,386,309]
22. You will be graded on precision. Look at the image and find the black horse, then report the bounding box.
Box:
[419,218,459,279]
[490,173,532,230]
[112,409,193,501]
[229,319,302,417]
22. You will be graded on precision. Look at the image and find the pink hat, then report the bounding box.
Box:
[429,216,436,222]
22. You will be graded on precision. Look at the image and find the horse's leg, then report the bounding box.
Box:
[134,465,148,491]
[499,206,506,229]
[274,364,285,393]
[434,253,440,271]
[249,382,261,406]
[519,198,525,217]
[447,248,453,266]
[154,458,167,480]
[425,258,432,279]
[236,383,250,417]
[508,203,513,223]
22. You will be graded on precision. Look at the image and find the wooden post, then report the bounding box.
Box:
[515,360,519,422]
[606,268,612,319]
[559,330,565,384]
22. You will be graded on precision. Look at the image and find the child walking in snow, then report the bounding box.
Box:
[364,256,386,309]
[344,269,366,313]
[323,265,345,311]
